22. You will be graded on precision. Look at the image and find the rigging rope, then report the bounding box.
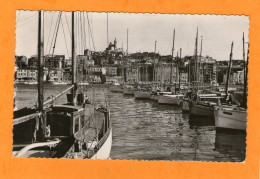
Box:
[16,14,38,28]
[45,12,54,54]
[86,13,96,51]
[86,13,91,51]
[48,12,61,55]
[64,13,72,37]
[51,12,62,58]
[60,17,70,60]
[82,12,87,51]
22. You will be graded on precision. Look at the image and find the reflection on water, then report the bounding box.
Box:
[215,129,246,162]
[15,84,246,162]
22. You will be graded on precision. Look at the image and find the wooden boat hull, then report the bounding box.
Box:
[134,91,151,99]
[214,106,247,130]
[123,88,134,95]
[189,101,214,117]
[158,95,180,105]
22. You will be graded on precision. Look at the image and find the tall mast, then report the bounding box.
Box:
[175,51,178,94]
[107,13,109,46]
[37,10,44,112]
[192,28,199,93]
[153,40,157,84]
[242,34,248,108]
[242,33,246,102]
[225,42,233,98]
[145,65,147,85]
[195,28,199,92]
[170,29,175,85]
[199,36,203,89]
[200,36,203,88]
[127,28,129,56]
[179,48,182,90]
[72,11,77,105]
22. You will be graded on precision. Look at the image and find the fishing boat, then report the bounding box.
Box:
[214,105,247,130]
[189,100,215,117]
[158,94,184,105]
[189,93,223,117]
[214,35,248,131]
[12,11,112,159]
[158,29,184,105]
[134,89,151,99]
[123,85,134,95]
[151,91,171,101]
[188,28,218,118]
[134,61,151,99]
[109,82,123,93]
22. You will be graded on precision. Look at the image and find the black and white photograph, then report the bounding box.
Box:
[13,10,248,161]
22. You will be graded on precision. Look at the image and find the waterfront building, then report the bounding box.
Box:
[15,56,28,68]
[87,65,106,75]
[223,69,245,85]
[44,55,65,69]
[232,70,244,84]
[16,68,37,81]
[187,55,217,85]
[126,64,139,83]
[48,68,64,82]
[28,55,38,69]
[104,66,118,76]
[154,63,178,85]
[88,75,102,84]
[62,68,72,82]
[217,59,245,84]
[106,76,124,84]
[179,73,188,83]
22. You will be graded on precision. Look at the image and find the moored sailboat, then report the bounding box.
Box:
[134,89,151,99]
[109,81,123,93]
[214,34,248,131]
[158,94,184,105]
[123,85,134,95]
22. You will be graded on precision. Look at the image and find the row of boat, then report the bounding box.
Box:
[110,83,247,131]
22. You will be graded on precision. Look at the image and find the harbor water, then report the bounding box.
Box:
[15,84,246,162]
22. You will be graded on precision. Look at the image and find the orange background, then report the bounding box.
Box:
[0,0,259,178]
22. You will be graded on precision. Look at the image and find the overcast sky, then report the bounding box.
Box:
[15,11,249,60]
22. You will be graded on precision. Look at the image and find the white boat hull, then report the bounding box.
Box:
[190,101,214,117]
[123,88,134,95]
[134,91,151,99]
[158,95,180,105]
[214,107,247,130]
[91,128,112,159]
